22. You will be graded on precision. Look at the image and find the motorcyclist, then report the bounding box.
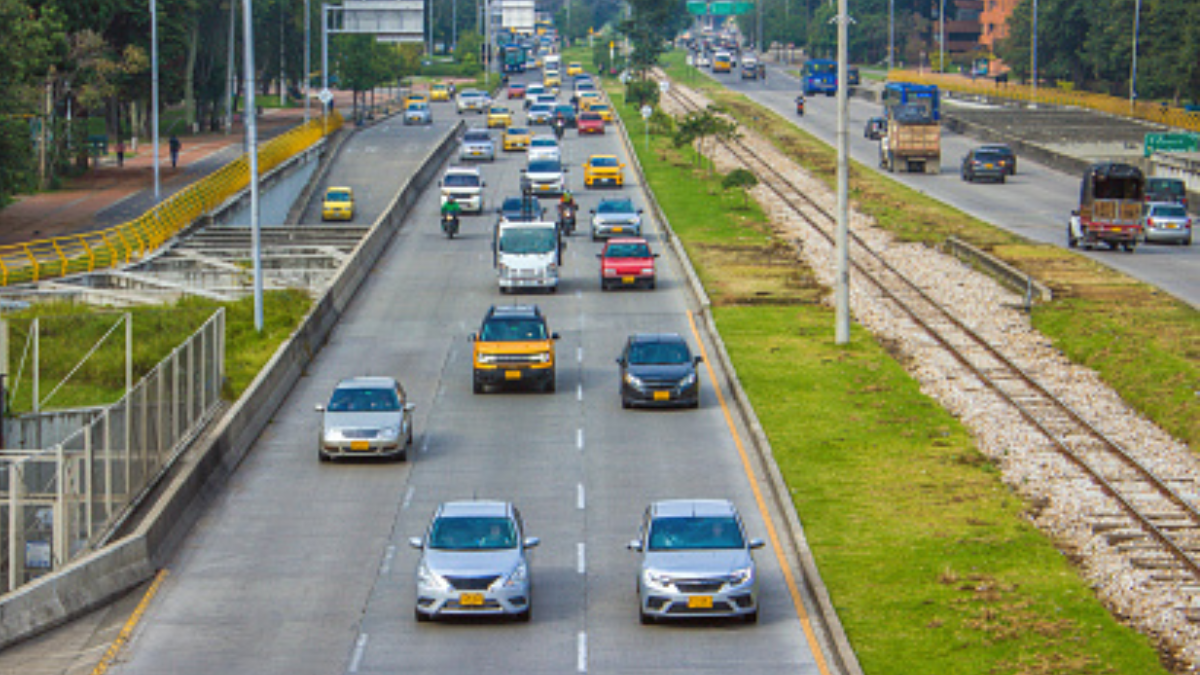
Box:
[441,197,462,237]
[795,93,806,115]
[557,190,577,232]
[552,113,567,140]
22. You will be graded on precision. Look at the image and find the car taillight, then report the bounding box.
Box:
[1146,218,1154,227]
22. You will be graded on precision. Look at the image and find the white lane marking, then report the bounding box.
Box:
[379,544,397,575]
[577,346,583,363]
[402,486,415,510]
[349,633,369,673]
[576,383,583,401]
[576,428,584,451]
[577,483,586,510]
[577,632,588,673]
[577,543,586,574]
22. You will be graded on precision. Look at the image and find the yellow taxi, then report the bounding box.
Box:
[543,72,562,89]
[487,106,513,128]
[566,62,583,77]
[503,126,532,151]
[578,91,603,110]
[403,92,428,108]
[322,186,355,221]
[583,155,625,188]
[588,102,613,123]
[430,82,450,102]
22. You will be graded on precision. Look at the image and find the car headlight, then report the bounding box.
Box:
[379,425,401,439]
[533,351,551,364]
[478,353,498,364]
[604,268,617,277]
[624,372,644,388]
[502,561,529,588]
[728,566,754,586]
[417,562,449,590]
[643,569,671,589]
[679,372,697,388]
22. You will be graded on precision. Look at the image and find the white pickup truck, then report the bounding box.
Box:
[494,219,565,293]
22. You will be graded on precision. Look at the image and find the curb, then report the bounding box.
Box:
[614,81,864,675]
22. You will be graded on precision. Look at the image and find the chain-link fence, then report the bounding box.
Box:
[0,309,224,593]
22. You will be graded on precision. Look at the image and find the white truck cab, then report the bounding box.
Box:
[494,219,565,293]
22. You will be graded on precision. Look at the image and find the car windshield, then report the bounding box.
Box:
[647,516,744,551]
[326,191,351,202]
[481,317,549,341]
[554,105,574,114]
[531,139,557,148]
[1150,204,1188,217]
[580,114,601,122]
[605,242,651,258]
[490,107,507,115]
[627,340,691,365]
[973,152,1003,163]
[597,198,633,212]
[528,160,561,173]
[531,105,552,113]
[507,127,529,136]
[499,227,557,255]
[444,174,480,187]
[1147,179,1185,196]
[463,132,491,143]
[428,516,517,551]
[408,103,427,111]
[327,387,400,412]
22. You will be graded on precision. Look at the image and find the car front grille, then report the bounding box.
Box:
[340,429,379,439]
[673,580,725,593]
[446,575,500,591]
[492,353,541,364]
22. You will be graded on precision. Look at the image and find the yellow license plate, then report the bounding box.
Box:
[460,593,485,606]
[622,276,635,284]
[653,391,670,401]
[350,440,370,451]
[687,596,713,609]
[613,227,623,233]
[505,370,522,380]
[984,163,994,168]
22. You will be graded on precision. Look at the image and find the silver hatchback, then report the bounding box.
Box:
[1142,202,1193,245]
[628,499,764,624]
[316,376,415,461]
[410,501,539,622]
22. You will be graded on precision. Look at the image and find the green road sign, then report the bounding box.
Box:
[687,1,754,15]
[1144,132,1200,158]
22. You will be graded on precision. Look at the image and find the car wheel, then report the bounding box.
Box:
[545,371,557,393]
[999,175,1006,184]
[743,609,759,624]
[648,278,657,290]
[473,379,484,394]
[639,608,653,625]
[622,396,632,409]
[688,397,700,409]
[318,449,331,462]
[515,607,532,623]
[394,448,407,462]
[415,607,431,623]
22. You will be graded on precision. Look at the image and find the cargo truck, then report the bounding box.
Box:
[879,102,940,174]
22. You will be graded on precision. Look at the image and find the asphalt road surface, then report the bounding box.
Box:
[710,63,1200,307]
[80,76,828,675]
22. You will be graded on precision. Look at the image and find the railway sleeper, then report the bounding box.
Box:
[1129,554,1186,570]
[1184,608,1200,624]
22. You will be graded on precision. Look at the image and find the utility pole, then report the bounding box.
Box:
[1031,0,1038,102]
[243,0,263,331]
[1130,0,1141,108]
[305,0,311,122]
[280,0,287,106]
[151,0,160,201]
[834,0,850,344]
[226,0,236,133]
[888,0,894,70]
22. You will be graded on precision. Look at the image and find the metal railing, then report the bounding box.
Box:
[0,309,225,592]
[888,71,1200,134]
[0,112,344,288]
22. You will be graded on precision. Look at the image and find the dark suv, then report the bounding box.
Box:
[617,333,702,409]
[1145,177,1188,209]
[471,305,560,393]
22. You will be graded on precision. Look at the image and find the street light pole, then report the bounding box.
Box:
[938,0,945,73]
[888,0,894,70]
[151,0,160,201]
[226,0,236,134]
[243,0,263,332]
[1130,0,1141,108]
[835,0,850,344]
[305,0,311,122]
[1031,0,1038,101]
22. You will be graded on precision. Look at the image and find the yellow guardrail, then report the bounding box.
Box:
[887,71,1200,135]
[0,111,344,287]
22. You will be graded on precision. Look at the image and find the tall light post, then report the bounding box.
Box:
[938,0,945,73]
[888,0,894,70]
[226,0,236,134]
[1031,0,1038,100]
[305,0,311,122]
[151,0,160,201]
[834,0,850,344]
[243,0,263,331]
[1130,0,1141,107]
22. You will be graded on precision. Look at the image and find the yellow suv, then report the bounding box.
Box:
[567,62,583,77]
[583,155,625,188]
[322,186,355,221]
[471,305,559,393]
[430,83,450,102]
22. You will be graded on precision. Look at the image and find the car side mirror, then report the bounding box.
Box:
[551,332,561,340]
[437,180,443,187]
[404,403,417,412]
[314,404,325,412]
[523,537,541,549]
[596,253,603,259]
[694,356,704,365]
[408,537,424,549]
[590,209,596,214]
[637,209,644,214]
[652,253,660,258]
[748,538,766,550]
[626,540,643,552]
[1071,209,1080,217]
[469,333,477,342]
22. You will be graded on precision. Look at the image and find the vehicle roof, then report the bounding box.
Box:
[326,186,353,193]
[486,304,544,320]
[335,376,397,390]
[604,236,650,245]
[436,500,513,519]
[445,166,482,175]
[649,499,737,518]
[588,154,618,160]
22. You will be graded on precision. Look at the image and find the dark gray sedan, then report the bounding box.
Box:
[315,376,414,461]
[627,499,764,624]
[617,333,701,409]
[961,148,1007,183]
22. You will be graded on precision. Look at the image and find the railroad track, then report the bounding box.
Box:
[661,78,1200,599]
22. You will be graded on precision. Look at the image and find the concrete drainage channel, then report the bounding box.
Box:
[0,120,464,648]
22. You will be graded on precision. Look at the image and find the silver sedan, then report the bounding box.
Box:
[1142,202,1193,245]
[410,501,538,622]
[628,499,764,624]
[315,376,414,461]
[403,102,433,125]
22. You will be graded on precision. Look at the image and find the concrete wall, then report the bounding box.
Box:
[0,121,463,649]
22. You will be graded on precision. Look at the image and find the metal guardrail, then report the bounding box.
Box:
[0,113,344,288]
[0,309,225,593]
[889,71,1200,134]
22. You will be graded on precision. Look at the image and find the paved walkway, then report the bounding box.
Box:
[0,107,315,248]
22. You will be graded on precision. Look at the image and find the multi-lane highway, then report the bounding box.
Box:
[91,75,828,675]
[712,63,1200,306]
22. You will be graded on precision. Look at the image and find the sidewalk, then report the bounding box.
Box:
[0,107,313,249]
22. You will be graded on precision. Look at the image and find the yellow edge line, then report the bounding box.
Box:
[686,310,834,675]
[91,569,169,675]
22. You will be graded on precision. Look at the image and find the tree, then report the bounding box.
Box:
[620,0,689,78]
[722,168,758,207]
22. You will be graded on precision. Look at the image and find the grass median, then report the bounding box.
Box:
[604,73,1170,674]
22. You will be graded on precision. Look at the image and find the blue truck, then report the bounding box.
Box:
[882,82,941,121]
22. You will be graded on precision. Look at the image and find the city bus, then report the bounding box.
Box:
[803,59,837,95]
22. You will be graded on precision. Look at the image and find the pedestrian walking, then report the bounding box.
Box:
[115,139,125,167]
[169,135,181,168]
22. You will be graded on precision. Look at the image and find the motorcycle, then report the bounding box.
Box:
[553,117,566,141]
[795,96,805,116]
[558,202,576,235]
[441,212,460,239]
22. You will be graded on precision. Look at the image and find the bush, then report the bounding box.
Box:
[626,79,660,108]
